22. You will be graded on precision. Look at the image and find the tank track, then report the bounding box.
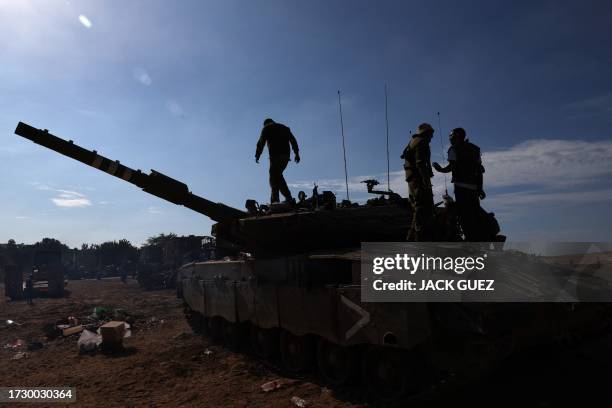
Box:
[182,305,511,404]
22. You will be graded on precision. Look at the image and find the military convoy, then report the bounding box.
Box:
[13,122,608,401]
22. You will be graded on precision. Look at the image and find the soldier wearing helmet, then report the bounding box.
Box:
[401,123,435,241]
[255,118,300,204]
[433,127,485,241]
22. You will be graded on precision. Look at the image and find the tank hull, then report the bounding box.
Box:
[178,252,610,401]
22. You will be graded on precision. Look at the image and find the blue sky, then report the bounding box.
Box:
[1,0,611,247]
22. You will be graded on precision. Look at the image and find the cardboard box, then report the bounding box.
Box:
[100,321,125,346]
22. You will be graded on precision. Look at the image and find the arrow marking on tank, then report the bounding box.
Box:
[341,294,370,340]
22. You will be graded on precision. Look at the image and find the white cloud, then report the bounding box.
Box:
[56,189,85,198]
[51,197,91,208]
[487,188,612,209]
[132,67,152,86]
[166,99,184,117]
[78,15,92,29]
[483,139,612,188]
[29,184,92,208]
[15,216,31,220]
[289,138,612,206]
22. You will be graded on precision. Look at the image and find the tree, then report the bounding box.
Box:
[146,233,177,246]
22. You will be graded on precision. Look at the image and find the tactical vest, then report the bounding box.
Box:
[402,136,432,183]
[450,142,483,185]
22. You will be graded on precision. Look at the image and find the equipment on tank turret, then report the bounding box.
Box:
[15,121,605,402]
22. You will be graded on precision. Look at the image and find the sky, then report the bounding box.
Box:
[1,0,611,248]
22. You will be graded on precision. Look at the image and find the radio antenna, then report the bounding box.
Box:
[437,112,448,195]
[385,83,391,192]
[338,90,350,201]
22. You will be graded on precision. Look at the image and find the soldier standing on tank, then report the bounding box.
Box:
[401,123,435,241]
[255,118,300,203]
[433,128,485,241]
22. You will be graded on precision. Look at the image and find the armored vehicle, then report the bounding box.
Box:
[13,122,606,401]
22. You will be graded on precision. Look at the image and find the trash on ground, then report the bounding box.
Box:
[203,349,213,356]
[42,323,61,339]
[261,379,285,392]
[114,308,128,320]
[78,329,102,352]
[11,352,27,360]
[93,306,109,319]
[62,325,84,337]
[4,339,26,349]
[27,342,44,351]
[99,321,126,348]
[290,396,308,407]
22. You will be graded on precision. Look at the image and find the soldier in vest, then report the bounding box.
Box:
[401,123,435,241]
[433,128,485,241]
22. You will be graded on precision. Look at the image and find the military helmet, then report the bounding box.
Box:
[263,118,275,126]
[450,127,466,139]
[415,123,434,135]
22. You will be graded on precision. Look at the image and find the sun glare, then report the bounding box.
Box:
[78,14,92,28]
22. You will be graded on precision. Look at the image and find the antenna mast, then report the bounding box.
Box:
[338,90,350,201]
[437,112,448,195]
[385,83,391,192]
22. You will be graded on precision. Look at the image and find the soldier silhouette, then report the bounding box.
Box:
[255,118,300,203]
[402,123,435,241]
[433,128,485,241]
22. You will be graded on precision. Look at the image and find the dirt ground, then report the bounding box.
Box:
[0,279,359,408]
[3,279,612,408]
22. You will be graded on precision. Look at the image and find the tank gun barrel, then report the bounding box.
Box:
[14,122,246,223]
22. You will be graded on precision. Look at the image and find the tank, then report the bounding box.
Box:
[13,122,608,402]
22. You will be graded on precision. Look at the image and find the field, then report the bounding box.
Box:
[0,279,356,408]
[2,278,612,407]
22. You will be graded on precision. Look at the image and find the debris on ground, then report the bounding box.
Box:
[78,329,102,353]
[290,396,308,407]
[261,379,286,392]
[92,306,110,319]
[99,321,126,349]
[2,319,22,329]
[11,352,27,360]
[4,339,25,349]
[203,349,213,356]
[114,308,128,320]
[42,322,62,339]
[63,325,84,337]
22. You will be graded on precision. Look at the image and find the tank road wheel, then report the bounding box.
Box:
[250,326,278,359]
[222,320,246,349]
[208,317,224,343]
[317,339,357,386]
[363,346,421,402]
[280,331,315,373]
